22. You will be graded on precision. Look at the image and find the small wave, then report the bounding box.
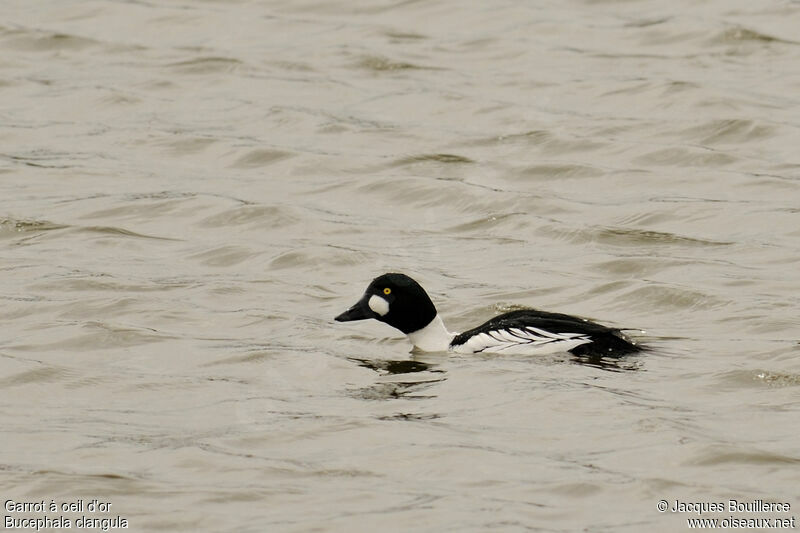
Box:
[269,246,370,270]
[754,370,800,387]
[0,366,75,387]
[76,226,180,241]
[678,119,776,145]
[0,218,68,237]
[688,445,800,466]
[613,284,727,312]
[188,245,262,267]
[1,29,97,52]
[390,153,474,166]
[198,204,300,228]
[633,146,738,167]
[231,148,294,168]
[166,56,244,75]
[708,26,795,45]
[445,212,528,233]
[538,224,732,247]
[357,55,439,72]
[514,163,604,180]
[160,137,218,155]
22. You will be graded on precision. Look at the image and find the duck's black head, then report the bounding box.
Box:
[334,273,437,334]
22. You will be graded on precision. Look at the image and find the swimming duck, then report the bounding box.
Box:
[335,273,641,356]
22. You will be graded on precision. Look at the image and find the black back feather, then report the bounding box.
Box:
[451,309,641,357]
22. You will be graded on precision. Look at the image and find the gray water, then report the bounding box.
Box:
[2,0,799,531]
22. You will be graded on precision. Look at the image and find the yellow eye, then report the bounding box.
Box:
[383,288,391,295]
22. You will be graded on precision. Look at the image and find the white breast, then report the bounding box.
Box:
[451,327,592,355]
[406,315,454,352]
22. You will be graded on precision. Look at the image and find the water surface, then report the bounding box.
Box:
[2,0,799,531]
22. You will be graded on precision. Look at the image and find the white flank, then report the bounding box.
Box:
[367,294,390,316]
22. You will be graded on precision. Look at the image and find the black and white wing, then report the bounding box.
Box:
[451,325,592,355]
[449,309,640,356]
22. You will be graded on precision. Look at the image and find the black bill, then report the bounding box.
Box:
[334,295,375,322]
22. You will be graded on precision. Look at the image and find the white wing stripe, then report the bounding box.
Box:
[509,328,528,339]
[525,326,583,340]
[455,327,593,354]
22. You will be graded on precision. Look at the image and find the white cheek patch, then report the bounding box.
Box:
[368,294,390,316]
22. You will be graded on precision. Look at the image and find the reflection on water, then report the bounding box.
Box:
[347,356,446,401]
[570,352,643,373]
[348,356,444,377]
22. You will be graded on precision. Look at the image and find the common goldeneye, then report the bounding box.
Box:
[335,273,641,356]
